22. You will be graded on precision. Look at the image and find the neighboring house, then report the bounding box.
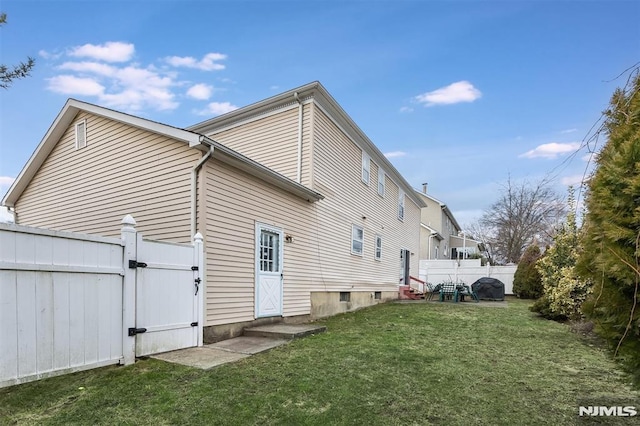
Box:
[415,184,481,260]
[2,82,425,344]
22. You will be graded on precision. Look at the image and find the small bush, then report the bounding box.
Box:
[513,245,543,299]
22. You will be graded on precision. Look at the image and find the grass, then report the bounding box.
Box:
[1,299,639,425]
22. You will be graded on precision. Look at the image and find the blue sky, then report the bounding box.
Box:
[1,0,639,225]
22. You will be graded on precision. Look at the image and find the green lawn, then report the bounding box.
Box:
[1,299,638,425]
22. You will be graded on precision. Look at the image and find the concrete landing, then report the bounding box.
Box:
[243,323,327,340]
[151,346,251,369]
[151,324,326,370]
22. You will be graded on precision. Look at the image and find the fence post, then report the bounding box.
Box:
[193,232,204,347]
[121,214,137,365]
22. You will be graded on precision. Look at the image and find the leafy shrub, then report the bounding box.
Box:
[513,245,543,299]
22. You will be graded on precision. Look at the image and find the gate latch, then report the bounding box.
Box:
[128,327,147,336]
[129,260,148,269]
[194,277,201,295]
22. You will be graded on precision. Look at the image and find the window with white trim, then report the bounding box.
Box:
[398,190,405,221]
[375,235,382,260]
[361,152,370,185]
[351,224,364,256]
[75,120,87,149]
[377,168,385,196]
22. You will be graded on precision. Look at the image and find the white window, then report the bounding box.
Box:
[351,224,364,256]
[378,168,385,196]
[75,120,87,149]
[398,190,405,221]
[361,152,370,185]
[375,235,382,260]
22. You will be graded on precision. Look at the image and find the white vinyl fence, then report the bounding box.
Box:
[419,259,517,295]
[0,216,203,388]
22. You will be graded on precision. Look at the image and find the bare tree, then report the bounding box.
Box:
[480,177,565,264]
[464,219,496,264]
[0,13,35,89]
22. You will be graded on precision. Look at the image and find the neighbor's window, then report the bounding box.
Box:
[75,120,87,149]
[375,235,382,260]
[351,224,364,256]
[378,168,385,196]
[361,152,370,185]
[398,190,405,221]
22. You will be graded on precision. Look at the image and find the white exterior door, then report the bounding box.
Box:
[255,224,283,318]
[133,235,201,356]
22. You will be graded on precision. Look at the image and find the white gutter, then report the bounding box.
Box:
[294,91,303,183]
[191,144,214,237]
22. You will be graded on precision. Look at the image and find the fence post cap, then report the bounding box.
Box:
[121,214,137,228]
[194,232,203,242]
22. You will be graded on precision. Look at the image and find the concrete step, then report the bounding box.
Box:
[243,323,327,340]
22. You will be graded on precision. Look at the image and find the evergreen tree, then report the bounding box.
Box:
[578,70,640,377]
[513,245,543,299]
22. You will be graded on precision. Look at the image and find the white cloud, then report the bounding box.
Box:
[270,85,280,91]
[582,153,594,162]
[399,106,414,113]
[0,176,15,187]
[47,75,105,96]
[384,151,407,158]
[39,49,62,60]
[187,83,213,100]
[49,61,177,111]
[166,53,227,71]
[415,81,482,106]
[561,128,578,134]
[519,142,580,159]
[59,61,117,76]
[561,175,584,186]
[69,42,135,63]
[196,101,238,116]
[45,42,231,113]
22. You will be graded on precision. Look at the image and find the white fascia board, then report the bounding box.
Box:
[2,99,202,207]
[420,223,444,241]
[187,82,321,134]
[200,137,323,203]
[72,100,201,147]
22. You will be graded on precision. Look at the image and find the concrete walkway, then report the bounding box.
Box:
[151,323,326,369]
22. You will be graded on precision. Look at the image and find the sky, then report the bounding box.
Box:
[1,0,639,226]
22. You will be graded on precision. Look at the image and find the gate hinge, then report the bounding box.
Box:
[128,327,147,336]
[191,266,199,271]
[129,260,148,269]
[190,322,198,327]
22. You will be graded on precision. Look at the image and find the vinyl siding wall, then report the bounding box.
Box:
[311,105,421,286]
[205,104,313,187]
[203,158,320,326]
[15,112,199,243]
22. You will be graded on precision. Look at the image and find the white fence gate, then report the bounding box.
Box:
[0,215,204,388]
[418,259,517,295]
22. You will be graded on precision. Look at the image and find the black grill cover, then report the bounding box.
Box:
[471,277,505,301]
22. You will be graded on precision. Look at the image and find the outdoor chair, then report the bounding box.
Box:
[439,282,457,302]
[455,284,479,303]
[425,282,439,301]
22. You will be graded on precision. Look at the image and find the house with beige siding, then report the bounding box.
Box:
[3,82,424,344]
[415,185,481,260]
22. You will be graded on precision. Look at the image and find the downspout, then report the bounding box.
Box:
[294,92,303,183]
[191,143,214,237]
